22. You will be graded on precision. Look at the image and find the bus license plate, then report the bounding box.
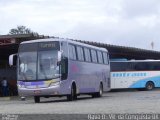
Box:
[34,90,41,94]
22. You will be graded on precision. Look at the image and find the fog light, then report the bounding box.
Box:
[51,91,59,95]
[18,84,25,88]
[49,81,60,87]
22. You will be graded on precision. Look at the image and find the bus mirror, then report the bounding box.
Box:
[9,54,17,66]
[58,51,62,62]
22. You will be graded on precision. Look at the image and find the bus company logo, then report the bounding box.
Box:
[71,64,79,72]
[112,72,147,77]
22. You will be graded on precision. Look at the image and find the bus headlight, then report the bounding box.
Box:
[49,81,60,87]
[17,84,25,88]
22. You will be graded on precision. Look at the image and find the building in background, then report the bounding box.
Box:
[0,34,160,96]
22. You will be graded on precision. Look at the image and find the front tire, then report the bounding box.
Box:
[67,85,76,101]
[34,96,40,103]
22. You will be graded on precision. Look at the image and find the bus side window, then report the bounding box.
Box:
[153,62,160,70]
[69,44,77,60]
[97,51,103,64]
[69,44,73,59]
[135,62,149,71]
[84,47,91,62]
[77,46,84,61]
[103,52,109,64]
[91,49,98,63]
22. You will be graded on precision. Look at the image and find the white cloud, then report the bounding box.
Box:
[0,0,160,50]
[122,0,160,18]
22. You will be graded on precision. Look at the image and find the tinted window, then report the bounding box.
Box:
[134,62,160,70]
[69,44,77,60]
[111,61,160,71]
[77,46,84,61]
[134,62,149,70]
[91,49,98,63]
[84,48,91,62]
[111,62,132,71]
[19,43,38,52]
[97,51,103,64]
[114,62,140,71]
[103,52,109,64]
[150,62,160,70]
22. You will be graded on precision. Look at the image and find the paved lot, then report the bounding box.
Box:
[0,89,160,114]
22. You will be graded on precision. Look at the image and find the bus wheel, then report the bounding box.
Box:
[92,83,103,98]
[145,82,154,91]
[97,83,103,97]
[34,96,40,103]
[67,85,76,101]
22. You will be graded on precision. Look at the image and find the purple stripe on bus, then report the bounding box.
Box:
[31,81,44,85]
[19,81,24,85]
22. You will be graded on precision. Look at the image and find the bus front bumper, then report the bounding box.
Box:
[18,85,62,97]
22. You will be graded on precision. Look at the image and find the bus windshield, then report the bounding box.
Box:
[18,41,60,81]
[38,50,59,80]
[19,52,37,80]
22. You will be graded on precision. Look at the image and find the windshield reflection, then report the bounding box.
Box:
[38,50,59,79]
[19,52,37,80]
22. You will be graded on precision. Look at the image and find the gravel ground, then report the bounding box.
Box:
[0,89,160,114]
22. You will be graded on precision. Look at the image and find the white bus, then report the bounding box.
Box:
[9,38,110,103]
[110,60,160,90]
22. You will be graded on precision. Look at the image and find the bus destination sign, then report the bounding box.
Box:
[39,42,60,50]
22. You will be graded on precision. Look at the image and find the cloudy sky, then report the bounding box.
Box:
[0,0,160,50]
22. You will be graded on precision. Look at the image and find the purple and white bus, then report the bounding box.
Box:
[9,38,110,103]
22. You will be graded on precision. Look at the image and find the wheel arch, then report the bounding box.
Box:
[69,80,77,94]
[100,81,103,91]
[145,81,155,90]
[146,81,155,87]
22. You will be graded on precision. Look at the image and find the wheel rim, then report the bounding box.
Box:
[147,84,153,90]
[100,85,103,96]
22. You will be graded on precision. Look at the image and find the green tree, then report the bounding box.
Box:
[9,25,38,35]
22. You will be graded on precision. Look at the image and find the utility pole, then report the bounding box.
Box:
[151,41,154,50]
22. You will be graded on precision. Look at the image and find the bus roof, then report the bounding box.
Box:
[21,38,107,52]
[110,59,160,62]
